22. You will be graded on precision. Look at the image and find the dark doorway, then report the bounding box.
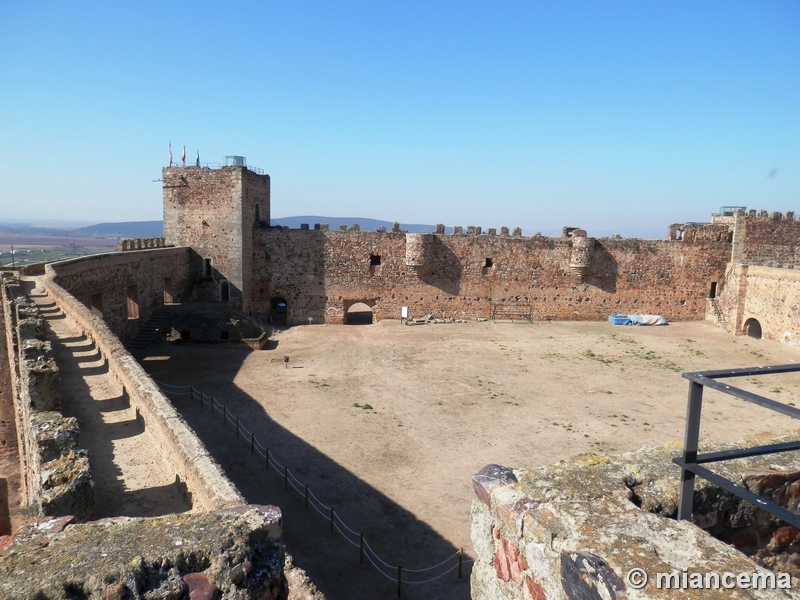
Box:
[709,282,717,299]
[346,302,374,325]
[220,281,230,302]
[163,278,173,304]
[745,318,762,339]
[271,297,288,326]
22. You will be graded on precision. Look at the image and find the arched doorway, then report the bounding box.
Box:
[271,297,288,326]
[346,302,374,325]
[745,318,762,339]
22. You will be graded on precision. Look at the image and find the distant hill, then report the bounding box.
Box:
[73,221,163,238]
[270,216,445,233]
[0,221,163,239]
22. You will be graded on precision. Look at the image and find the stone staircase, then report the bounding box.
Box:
[128,307,173,349]
[709,298,731,333]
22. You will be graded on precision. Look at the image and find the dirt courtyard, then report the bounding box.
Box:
[139,319,800,599]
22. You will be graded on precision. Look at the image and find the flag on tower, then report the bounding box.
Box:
[169,142,173,166]
[196,150,200,167]
[181,146,186,166]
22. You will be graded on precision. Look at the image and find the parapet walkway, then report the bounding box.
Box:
[23,277,191,519]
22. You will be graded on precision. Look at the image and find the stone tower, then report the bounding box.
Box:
[162,161,270,312]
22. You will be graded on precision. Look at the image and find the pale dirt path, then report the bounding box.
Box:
[138,319,800,599]
[24,277,191,519]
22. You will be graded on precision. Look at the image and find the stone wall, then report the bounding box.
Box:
[41,270,246,512]
[470,436,800,599]
[736,211,800,268]
[162,166,271,311]
[716,264,800,346]
[251,224,731,325]
[0,504,288,600]
[49,247,194,343]
[0,273,93,521]
[117,237,167,251]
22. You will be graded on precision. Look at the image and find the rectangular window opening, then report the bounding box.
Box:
[203,258,212,277]
[163,277,173,304]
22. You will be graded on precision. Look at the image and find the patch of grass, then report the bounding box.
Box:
[352,403,373,410]
[540,352,568,360]
[789,403,796,407]
[772,388,782,394]
[751,351,764,358]
[582,350,615,365]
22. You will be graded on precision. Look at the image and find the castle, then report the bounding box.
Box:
[155,161,799,346]
[2,160,800,597]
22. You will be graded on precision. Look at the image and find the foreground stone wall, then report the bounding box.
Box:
[0,273,93,520]
[252,224,731,325]
[470,436,800,599]
[0,504,287,600]
[49,247,194,343]
[42,271,245,512]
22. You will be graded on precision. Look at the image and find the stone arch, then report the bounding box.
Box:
[744,318,762,339]
[271,297,288,326]
[345,300,374,325]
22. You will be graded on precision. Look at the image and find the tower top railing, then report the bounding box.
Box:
[165,163,265,175]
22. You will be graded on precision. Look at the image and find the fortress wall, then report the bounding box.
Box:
[41,267,245,512]
[254,227,731,324]
[739,212,800,268]
[49,247,194,343]
[716,265,800,346]
[1,274,93,520]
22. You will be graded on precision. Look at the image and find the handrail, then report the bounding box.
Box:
[674,364,800,529]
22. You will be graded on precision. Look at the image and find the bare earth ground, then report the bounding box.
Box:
[137,320,800,600]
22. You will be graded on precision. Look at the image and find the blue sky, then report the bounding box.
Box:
[0,2,797,236]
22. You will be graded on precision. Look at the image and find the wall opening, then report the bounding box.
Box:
[255,204,260,223]
[271,297,288,326]
[484,258,493,268]
[181,330,191,341]
[126,285,139,320]
[220,280,230,302]
[709,282,718,299]
[369,254,382,275]
[346,302,374,325]
[203,258,212,277]
[163,278,173,304]
[220,331,230,340]
[745,318,762,339]
[90,293,103,318]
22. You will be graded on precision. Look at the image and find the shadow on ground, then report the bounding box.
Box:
[136,342,472,600]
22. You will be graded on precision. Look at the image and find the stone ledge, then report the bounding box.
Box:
[471,435,800,599]
[0,504,288,600]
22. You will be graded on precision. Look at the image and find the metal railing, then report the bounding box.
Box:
[166,163,265,174]
[674,364,800,528]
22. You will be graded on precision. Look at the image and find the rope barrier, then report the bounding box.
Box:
[153,379,473,595]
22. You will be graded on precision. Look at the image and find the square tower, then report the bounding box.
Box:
[162,163,270,312]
